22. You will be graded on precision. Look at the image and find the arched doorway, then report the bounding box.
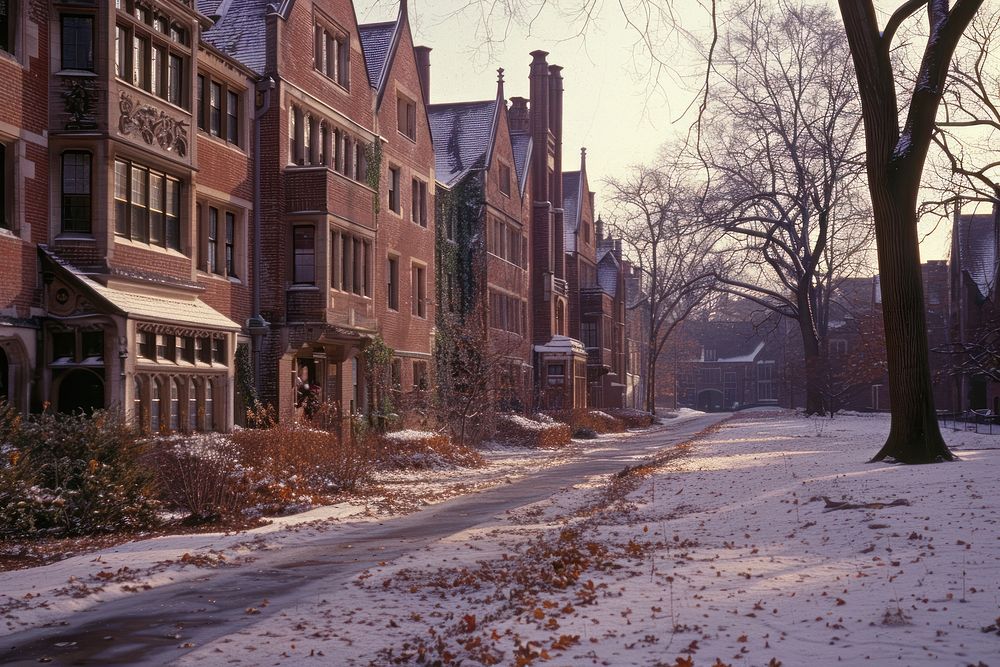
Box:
[697,388,724,412]
[57,369,105,414]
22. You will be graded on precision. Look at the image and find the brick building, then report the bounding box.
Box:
[0,0,643,429]
[950,208,1000,414]
[429,69,534,407]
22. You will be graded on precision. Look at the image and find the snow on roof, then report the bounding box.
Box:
[200,0,272,74]
[563,171,581,252]
[717,340,766,363]
[427,100,498,188]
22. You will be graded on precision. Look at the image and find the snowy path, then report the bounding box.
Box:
[0,412,726,666]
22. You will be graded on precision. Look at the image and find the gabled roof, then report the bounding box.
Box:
[563,170,582,252]
[511,133,532,196]
[40,249,241,331]
[199,0,274,75]
[427,100,499,188]
[358,21,397,90]
[955,211,999,300]
[596,244,620,297]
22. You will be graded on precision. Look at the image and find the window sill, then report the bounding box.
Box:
[55,233,96,242]
[114,236,186,258]
[330,288,372,300]
[287,284,319,291]
[396,130,417,144]
[56,69,98,78]
[196,130,247,155]
[114,77,191,116]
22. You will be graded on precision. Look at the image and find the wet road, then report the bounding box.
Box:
[0,413,727,666]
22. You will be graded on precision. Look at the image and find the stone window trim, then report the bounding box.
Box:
[286,103,369,183]
[60,150,92,235]
[410,261,427,319]
[386,253,399,311]
[313,17,350,91]
[487,214,526,268]
[292,224,316,286]
[133,372,222,433]
[497,161,512,197]
[410,177,427,227]
[0,138,14,235]
[397,94,417,141]
[0,1,19,62]
[113,156,182,251]
[60,13,95,73]
[330,228,371,298]
[195,200,245,281]
[114,5,191,111]
[387,165,401,215]
[196,72,244,149]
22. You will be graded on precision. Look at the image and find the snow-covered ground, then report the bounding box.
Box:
[5,410,997,666]
[169,411,1000,666]
[0,417,661,638]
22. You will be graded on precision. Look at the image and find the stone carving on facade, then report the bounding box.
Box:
[118,91,189,157]
[63,78,97,130]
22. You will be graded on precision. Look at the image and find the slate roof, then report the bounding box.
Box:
[427,100,498,188]
[955,212,999,300]
[511,133,531,195]
[358,21,397,89]
[563,171,581,252]
[200,0,272,75]
[596,245,619,297]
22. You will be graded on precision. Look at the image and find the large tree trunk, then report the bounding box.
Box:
[798,318,826,416]
[644,349,658,415]
[869,177,952,463]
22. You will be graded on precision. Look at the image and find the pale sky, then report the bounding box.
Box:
[356,0,960,262]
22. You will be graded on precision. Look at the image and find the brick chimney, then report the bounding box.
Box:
[414,46,431,107]
[529,50,550,202]
[548,64,564,205]
[509,96,529,133]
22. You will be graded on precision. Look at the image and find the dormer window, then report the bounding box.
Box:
[314,22,349,89]
[397,96,416,140]
[498,162,511,197]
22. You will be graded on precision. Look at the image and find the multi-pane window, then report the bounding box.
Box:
[0,142,9,231]
[61,152,91,233]
[397,96,416,139]
[411,179,427,227]
[387,256,399,310]
[207,207,218,273]
[196,204,242,278]
[581,321,597,348]
[411,264,426,318]
[225,212,235,278]
[412,360,428,391]
[488,290,527,336]
[114,158,181,249]
[488,216,525,267]
[388,166,401,213]
[329,229,371,296]
[115,6,189,108]
[0,2,14,54]
[61,15,93,71]
[314,24,349,88]
[293,226,315,284]
[757,361,775,402]
[196,77,242,146]
[498,162,512,196]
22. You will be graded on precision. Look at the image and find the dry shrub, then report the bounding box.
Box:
[544,409,625,436]
[605,408,655,429]
[147,434,255,523]
[377,430,484,470]
[231,421,375,501]
[494,414,572,449]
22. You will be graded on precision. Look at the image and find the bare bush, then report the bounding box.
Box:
[147,434,255,523]
[494,415,572,449]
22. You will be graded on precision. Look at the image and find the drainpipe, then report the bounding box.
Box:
[249,76,275,391]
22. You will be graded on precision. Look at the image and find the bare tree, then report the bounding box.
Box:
[922,6,1000,217]
[699,1,873,415]
[606,156,719,413]
[838,0,983,463]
